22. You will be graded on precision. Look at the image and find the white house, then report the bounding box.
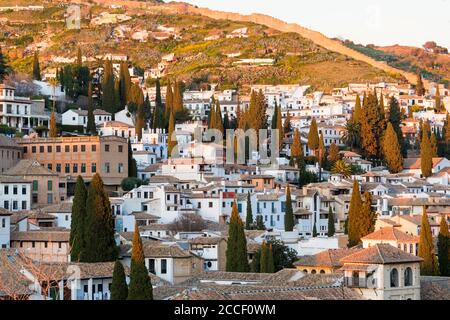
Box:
[62,108,111,128]
[0,176,32,212]
[0,208,11,248]
[98,120,135,139]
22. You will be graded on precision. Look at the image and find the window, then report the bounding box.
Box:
[47,146,52,153]
[91,145,97,152]
[32,146,36,153]
[22,186,27,194]
[161,259,167,274]
[73,163,78,173]
[47,194,53,204]
[148,259,155,274]
[118,145,123,153]
[209,202,213,208]
[105,144,110,152]
[56,164,61,173]
[390,268,399,288]
[118,163,124,173]
[39,146,44,153]
[81,163,86,173]
[12,186,17,195]
[91,163,97,173]
[65,145,70,152]
[32,180,38,192]
[65,164,70,173]
[47,164,52,171]
[404,267,413,287]
[56,146,61,153]
[32,241,35,248]
[73,145,78,153]
[47,180,53,191]
[81,145,86,152]
[22,201,27,210]
[44,242,48,248]
[4,186,8,194]
[1,218,5,228]
[104,163,110,173]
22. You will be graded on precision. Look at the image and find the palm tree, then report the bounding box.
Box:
[331,160,352,178]
[343,120,360,150]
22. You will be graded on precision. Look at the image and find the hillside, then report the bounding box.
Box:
[0,1,406,92]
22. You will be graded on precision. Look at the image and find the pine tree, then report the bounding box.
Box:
[70,176,87,262]
[327,206,335,237]
[416,73,425,96]
[87,82,96,135]
[128,140,137,178]
[49,111,57,138]
[0,47,9,81]
[421,129,433,178]
[437,217,450,276]
[32,51,41,81]
[245,192,253,230]
[418,207,438,276]
[382,122,404,173]
[347,180,362,247]
[307,119,319,156]
[82,174,117,262]
[111,261,128,300]
[102,60,115,113]
[226,199,249,272]
[284,185,294,232]
[259,241,268,273]
[168,111,176,158]
[328,143,340,164]
[128,223,153,300]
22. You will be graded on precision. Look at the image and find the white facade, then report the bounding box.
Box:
[62,109,111,128]
[0,213,11,248]
[0,178,31,212]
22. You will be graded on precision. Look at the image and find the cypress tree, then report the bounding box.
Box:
[87,82,96,135]
[208,102,216,130]
[155,78,162,109]
[76,47,82,66]
[102,60,115,113]
[251,249,260,273]
[70,176,87,262]
[259,241,268,273]
[435,85,442,112]
[284,185,294,232]
[114,79,121,113]
[276,103,283,148]
[421,129,433,178]
[430,132,438,157]
[226,199,249,272]
[168,111,176,158]
[416,73,425,96]
[119,62,131,109]
[327,206,335,237]
[32,51,41,81]
[245,192,253,230]
[49,111,57,138]
[437,217,450,276]
[312,221,317,237]
[83,174,117,262]
[283,110,292,134]
[256,215,266,231]
[111,260,128,300]
[359,192,376,238]
[0,47,9,81]
[128,223,153,300]
[318,132,325,180]
[328,143,340,164]
[290,128,301,165]
[267,244,275,273]
[388,97,406,157]
[223,112,230,132]
[353,95,362,123]
[418,207,438,276]
[165,80,173,117]
[347,180,362,247]
[360,93,381,159]
[271,103,278,130]
[172,80,184,114]
[382,122,403,173]
[128,140,137,178]
[307,119,319,156]
[215,100,224,134]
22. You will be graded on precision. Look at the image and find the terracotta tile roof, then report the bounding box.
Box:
[0,208,12,216]
[340,243,423,265]
[10,230,70,242]
[362,227,419,242]
[0,135,21,149]
[5,159,57,176]
[294,247,362,268]
[0,249,35,297]
[420,276,450,300]
[403,157,445,170]
[189,236,226,245]
[0,175,30,183]
[41,202,72,213]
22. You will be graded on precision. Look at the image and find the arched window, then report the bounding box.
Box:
[302,269,308,273]
[410,244,413,254]
[390,268,399,288]
[311,269,317,274]
[320,270,325,274]
[403,244,407,252]
[404,267,413,287]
